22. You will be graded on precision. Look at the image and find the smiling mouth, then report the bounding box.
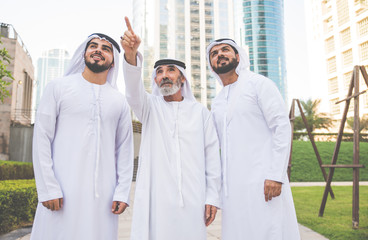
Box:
[218,58,228,64]
[91,54,105,61]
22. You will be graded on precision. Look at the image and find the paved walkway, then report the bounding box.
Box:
[6,182,366,240]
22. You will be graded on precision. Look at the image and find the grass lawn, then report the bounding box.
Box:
[290,141,368,182]
[292,186,368,240]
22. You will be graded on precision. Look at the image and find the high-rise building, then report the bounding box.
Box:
[34,49,70,109]
[305,0,368,120]
[234,0,287,100]
[0,23,34,160]
[132,0,234,109]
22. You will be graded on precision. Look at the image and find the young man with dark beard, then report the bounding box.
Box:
[207,39,300,240]
[31,33,134,240]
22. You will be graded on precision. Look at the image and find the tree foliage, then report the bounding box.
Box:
[294,99,333,132]
[347,114,368,133]
[0,36,14,103]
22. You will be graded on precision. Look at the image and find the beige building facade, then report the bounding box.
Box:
[305,0,368,124]
[0,23,34,160]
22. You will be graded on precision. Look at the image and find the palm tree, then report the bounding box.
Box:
[346,114,368,133]
[294,99,333,132]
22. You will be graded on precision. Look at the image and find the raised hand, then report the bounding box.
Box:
[121,16,141,65]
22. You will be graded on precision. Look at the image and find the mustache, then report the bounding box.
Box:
[217,56,229,64]
[160,78,173,87]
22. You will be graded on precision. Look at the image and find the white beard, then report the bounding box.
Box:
[159,80,181,96]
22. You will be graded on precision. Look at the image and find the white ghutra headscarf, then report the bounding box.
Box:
[64,33,121,89]
[206,38,250,86]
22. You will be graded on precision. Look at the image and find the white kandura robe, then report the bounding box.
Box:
[211,71,300,240]
[123,58,222,240]
[31,73,133,240]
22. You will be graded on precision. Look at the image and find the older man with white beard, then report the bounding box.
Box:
[121,17,222,240]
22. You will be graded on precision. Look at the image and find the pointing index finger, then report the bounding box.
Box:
[125,16,135,35]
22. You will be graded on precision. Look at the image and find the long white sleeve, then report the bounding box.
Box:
[122,53,150,122]
[203,111,222,208]
[113,98,134,204]
[32,80,63,202]
[257,78,291,183]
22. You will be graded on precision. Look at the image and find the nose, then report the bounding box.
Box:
[161,70,168,78]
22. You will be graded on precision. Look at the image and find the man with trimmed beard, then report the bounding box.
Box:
[207,38,300,240]
[31,33,134,240]
[122,17,221,240]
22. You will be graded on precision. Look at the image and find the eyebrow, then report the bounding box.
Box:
[156,65,177,71]
[210,45,231,55]
[89,41,113,52]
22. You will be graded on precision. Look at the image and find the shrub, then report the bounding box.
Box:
[293,132,368,142]
[0,179,37,235]
[0,161,34,180]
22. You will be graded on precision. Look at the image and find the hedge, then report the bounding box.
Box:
[0,161,34,180]
[0,179,37,235]
[293,132,368,142]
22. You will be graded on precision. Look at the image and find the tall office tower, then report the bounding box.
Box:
[233,0,287,101]
[305,0,368,120]
[35,49,70,109]
[132,0,234,108]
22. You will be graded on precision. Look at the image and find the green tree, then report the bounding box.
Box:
[0,36,14,103]
[294,99,333,132]
[347,114,368,133]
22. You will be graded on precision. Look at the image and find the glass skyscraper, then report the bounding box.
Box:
[236,0,287,100]
[35,49,70,109]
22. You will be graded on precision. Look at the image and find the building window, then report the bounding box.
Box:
[325,36,335,53]
[337,0,349,26]
[358,17,368,37]
[322,0,332,15]
[330,98,340,115]
[342,49,353,67]
[356,0,368,7]
[22,71,32,119]
[359,41,368,61]
[323,16,334,34]
[327,57,337,74]
[340,28,351,46]
[344,71,353,91]
[328,77,339,94]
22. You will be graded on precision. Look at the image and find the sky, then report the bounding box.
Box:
[1,0,310,101]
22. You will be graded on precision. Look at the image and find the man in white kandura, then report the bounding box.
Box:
[121,17,221,240]
[31,33,134,240]
[207,38,300,240]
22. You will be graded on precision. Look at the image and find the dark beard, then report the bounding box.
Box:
[84,58,113,73]
[212,57,238,74]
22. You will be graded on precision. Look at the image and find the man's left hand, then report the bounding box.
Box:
[264,180,282,202]
[205,204,217,227]
[111,201,128,214]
